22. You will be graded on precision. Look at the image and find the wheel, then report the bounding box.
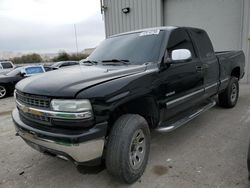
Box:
[0,85,7,99]
[218,77,239,108]
[105,114,150,184]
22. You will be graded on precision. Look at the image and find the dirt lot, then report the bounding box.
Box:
[0,85,250,188]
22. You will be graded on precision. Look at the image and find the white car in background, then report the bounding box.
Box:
[0,61,15,75]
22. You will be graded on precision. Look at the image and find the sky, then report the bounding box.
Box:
[0,0,105,54]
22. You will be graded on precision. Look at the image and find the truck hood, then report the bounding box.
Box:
[16,64,146,97]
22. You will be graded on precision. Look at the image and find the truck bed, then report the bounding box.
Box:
[215,50,245,91]
[215,50,244,59]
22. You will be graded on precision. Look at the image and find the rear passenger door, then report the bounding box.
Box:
[188,29,219,97]
[161,28,205,121]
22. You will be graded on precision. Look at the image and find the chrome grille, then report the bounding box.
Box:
[16,91,50,108]
[19,110,51,124]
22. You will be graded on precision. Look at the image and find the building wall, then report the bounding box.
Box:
[103,0,250,83]
[103,0,163,37]
[242,0,250,83]
[164,0,244,51]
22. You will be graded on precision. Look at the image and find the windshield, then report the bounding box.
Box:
[25,66,44,75]
[88,30,165,65]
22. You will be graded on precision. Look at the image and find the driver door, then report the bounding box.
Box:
[160,28,205,121]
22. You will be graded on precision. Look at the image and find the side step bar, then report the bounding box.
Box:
[156,100,216,133]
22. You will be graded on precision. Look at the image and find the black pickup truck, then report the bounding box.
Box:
[12,27,245,184]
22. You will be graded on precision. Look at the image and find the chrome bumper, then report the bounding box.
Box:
[12,109,106,163]
[17,128,104,163]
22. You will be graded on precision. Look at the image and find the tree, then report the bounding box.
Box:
[52,51,88,62]
[11,53,43,64]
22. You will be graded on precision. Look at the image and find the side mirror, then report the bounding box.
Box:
[171,49,192,62]
[20,70,27,77]
[20,72,26,77]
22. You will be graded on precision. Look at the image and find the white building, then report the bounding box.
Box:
[102,0,250,83]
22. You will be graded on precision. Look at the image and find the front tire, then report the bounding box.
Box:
[0,85,7,99]
[218,77,239,108]
[105,114,150,184]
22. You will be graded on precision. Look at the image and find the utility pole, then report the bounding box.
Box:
[74,24,79,54]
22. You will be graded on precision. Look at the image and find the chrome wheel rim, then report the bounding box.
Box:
[0,86,6,98]
[231,83,237,103]
[129,129,146,170]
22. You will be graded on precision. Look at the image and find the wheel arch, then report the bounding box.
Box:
[231,67,240,79]
[108,96,160,129]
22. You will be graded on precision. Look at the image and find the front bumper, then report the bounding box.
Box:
[12,108,107,164]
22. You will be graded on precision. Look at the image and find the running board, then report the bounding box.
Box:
[156,100,216,133]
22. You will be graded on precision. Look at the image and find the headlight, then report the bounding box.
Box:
[51,99,92,113]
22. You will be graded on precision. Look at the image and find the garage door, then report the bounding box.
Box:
[164,0,244,51]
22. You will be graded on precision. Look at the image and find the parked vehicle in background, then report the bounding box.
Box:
[0,65,45,99]
[0,61,15,75]
[12,27,245,184]
[50,61,79,70]
[43,65,54,72]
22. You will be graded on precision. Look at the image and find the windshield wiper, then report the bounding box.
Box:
[102,59,130,65]
[81,60,99,65]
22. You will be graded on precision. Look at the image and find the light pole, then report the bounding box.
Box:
[74,24,79,54]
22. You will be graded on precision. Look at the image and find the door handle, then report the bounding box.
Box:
[196,66,203,72]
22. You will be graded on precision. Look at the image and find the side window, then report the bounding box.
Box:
[167,29,196,59]
[189,29,214,58]
[1,62,13,69]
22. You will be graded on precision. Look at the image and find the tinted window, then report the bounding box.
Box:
[88,30,165,64]
[167,29,196,58]
[25,67,44,75]
[189,29,214,58]
[1,62,13,69]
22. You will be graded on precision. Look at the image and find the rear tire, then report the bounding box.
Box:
[218,77,239,108]
[0,85,7,99]
[105,114,150,184]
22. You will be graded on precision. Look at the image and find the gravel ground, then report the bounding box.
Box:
[0,85,250,188]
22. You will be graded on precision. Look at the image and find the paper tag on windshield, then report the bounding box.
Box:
[139,30,160,36]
